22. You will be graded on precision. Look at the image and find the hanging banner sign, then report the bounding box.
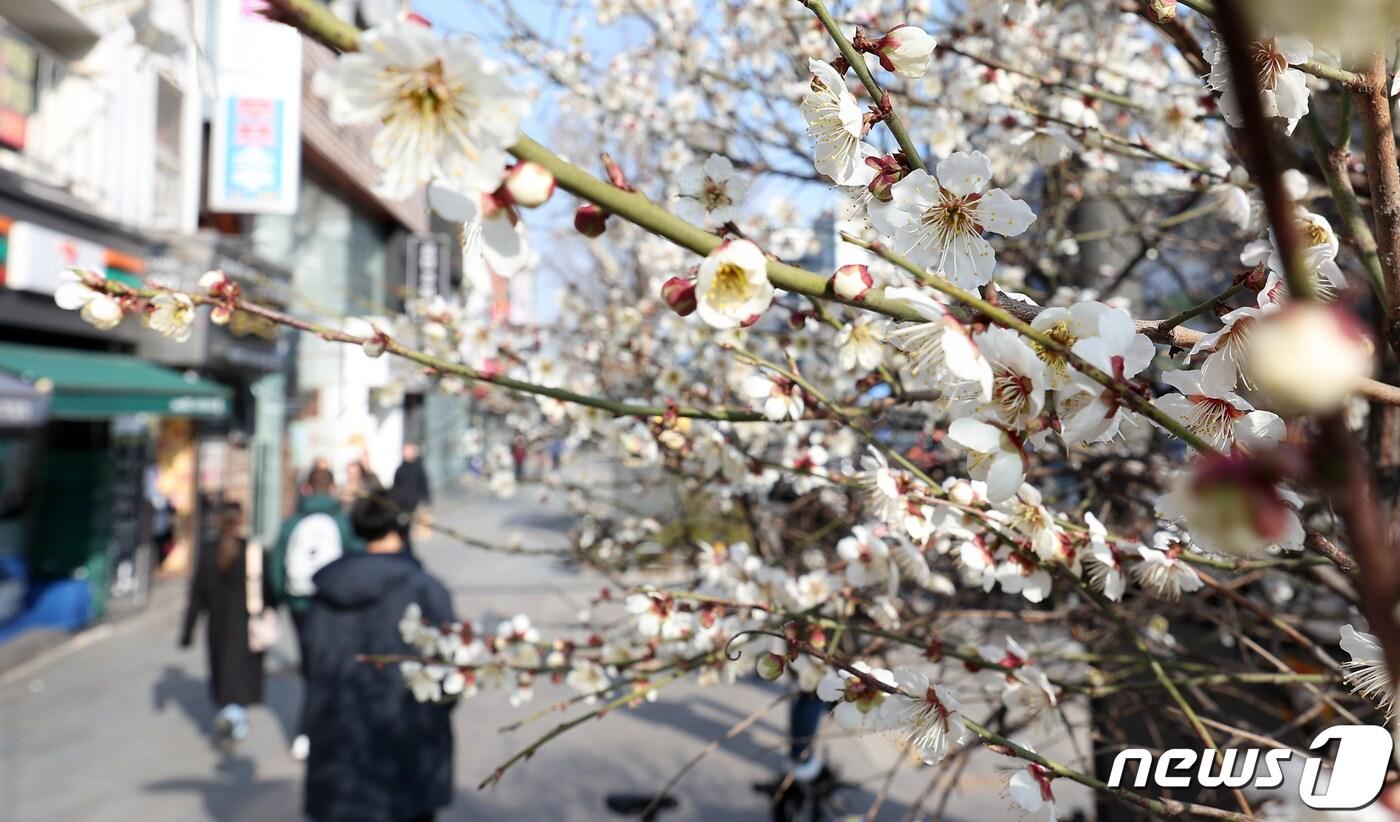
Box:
[207,0,302,214]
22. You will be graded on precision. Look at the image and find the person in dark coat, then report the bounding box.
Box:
[271,465,363,761]
[179,501,264,748]
[302,490,456,822]
[390,442,432,554]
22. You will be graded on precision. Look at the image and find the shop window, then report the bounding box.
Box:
[152,75,185,230]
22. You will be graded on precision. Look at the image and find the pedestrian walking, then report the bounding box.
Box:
[341,458,376,511]
[390,442,431,552]
[511,433,527,481]
[301,491,457,822]
[269,465,361,761]
[178,501,265,750]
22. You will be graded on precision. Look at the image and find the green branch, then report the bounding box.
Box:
[798,0,926,171]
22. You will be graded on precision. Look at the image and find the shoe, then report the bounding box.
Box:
[290,734,309,761]
[214,712,234,742]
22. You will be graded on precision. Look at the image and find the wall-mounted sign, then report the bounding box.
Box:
[406,234,450,301]
[207,0,302,214]
[5,221,104,295]
[0,26,37,151]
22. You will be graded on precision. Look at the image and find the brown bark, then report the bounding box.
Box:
[1355,52,1400,351]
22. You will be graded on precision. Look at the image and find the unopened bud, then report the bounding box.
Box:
[574,203,608,237]
[661,276,697,316]
[504,162,555,208]
[866,155,908,202]
[875,25,937,79]
[1147,0,1177,22]
[362,327,390,358]
[199,269,232,295]
[1247,303,1374,415]
[757,652,786,681]
[831,264,874,301]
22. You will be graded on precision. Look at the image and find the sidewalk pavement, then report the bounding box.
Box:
[0,470,1091,821]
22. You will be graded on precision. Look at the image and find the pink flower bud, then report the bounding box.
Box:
[574,203,608,237]
[756,652,786,681]
[504,162,555,208]
[831,264,873,301]
[865,154,908,202]
[362,327,390,359]
[660,276,697,316]
[199,269,231,294]
[875,25,937,79]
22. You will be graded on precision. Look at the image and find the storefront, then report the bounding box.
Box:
[141,234,292,548]
[0,342,227,632]
[0,371,46,626]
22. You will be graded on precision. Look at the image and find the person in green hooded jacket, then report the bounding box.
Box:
[269,465,362,761]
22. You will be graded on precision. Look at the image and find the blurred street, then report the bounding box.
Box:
[0,475,1089,821]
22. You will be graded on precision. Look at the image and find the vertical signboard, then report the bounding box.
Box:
[207,0,302,214]
[0,25,37,151]
[406,234,450,302]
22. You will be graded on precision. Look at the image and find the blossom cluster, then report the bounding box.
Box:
[48,2,1400,817]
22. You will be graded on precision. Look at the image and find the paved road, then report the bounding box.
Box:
[0,473,1090,821]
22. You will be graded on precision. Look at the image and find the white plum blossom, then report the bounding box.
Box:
[886,151,1036,290]
[836,525,893,588]
[801,59,877,186]
[885,286,993,399]
[673,154,745,228]
[881,670,966,764]
[743,374,805,421]
[1084,514,1127,601]
[626,592,694,642]
[565,660,611,702]
[835,317,887,371]
[947,417,1027,504]
[786,569,836,610]
[401,660,449,703]
[314,19,527,197]
[817,662,896,730]
[144,292,196,343]
[1061,308,1156,444]
[1010,125,1076,166]
[1153,356,1283,451]
[995,553,1053,603]
[1008,754,1059,822]
[694,239,773,329]
[429,184,531,281]
[1189,305,1269,385]
[1339,624,1394,718]
[1205,33,1313,134]
[54,267,123,331]
[974,327,1049,428]
[1132,539,1203,600]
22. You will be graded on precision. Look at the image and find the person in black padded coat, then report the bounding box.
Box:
[301,491,457,822]
[179,501,264,748]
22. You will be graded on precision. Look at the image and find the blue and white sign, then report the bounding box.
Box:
[207,0,302,214]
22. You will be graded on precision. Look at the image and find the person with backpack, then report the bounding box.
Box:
[302,490,456,822]
[269,465,362,761]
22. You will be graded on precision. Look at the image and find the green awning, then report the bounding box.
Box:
[0,342,229,419]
